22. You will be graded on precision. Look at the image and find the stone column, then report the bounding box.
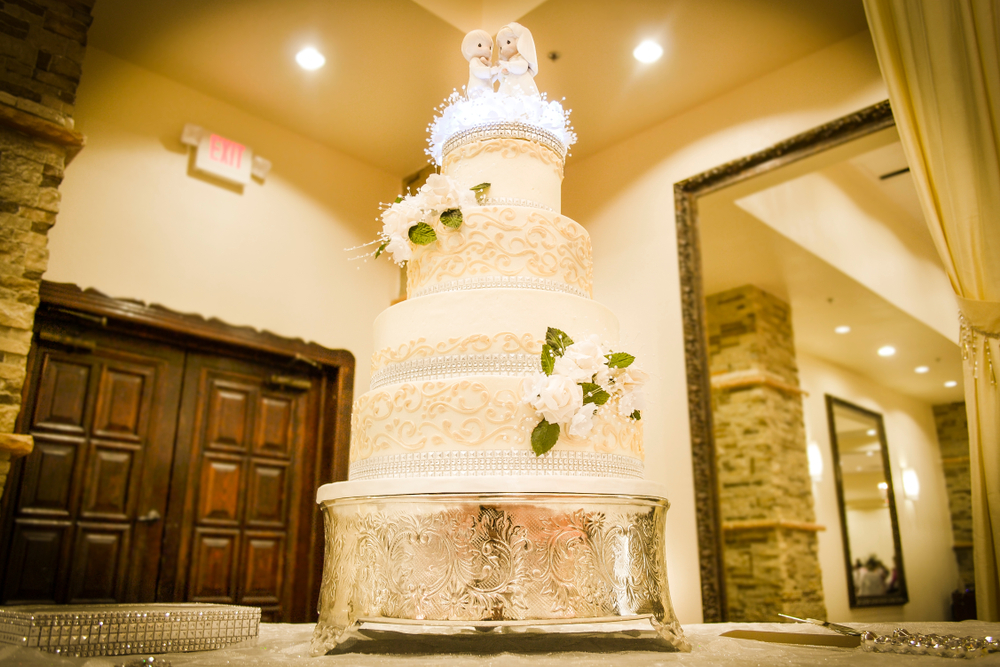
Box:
[933,402,974,588]
[0,0,92,499]
[706,284,827,621]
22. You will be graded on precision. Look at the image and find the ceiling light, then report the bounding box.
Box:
[296,47,326,71]
[877,346,896,357]
[915,366,929,374]
[945,380,958,388]
[877,482,888,490]
[835,325,851,334]
[633,40,663,63]
[866,429,877,436]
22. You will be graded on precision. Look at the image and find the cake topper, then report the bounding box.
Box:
[496,22,539,97]
[461,29,494,100]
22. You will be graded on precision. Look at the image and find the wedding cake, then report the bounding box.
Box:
[311,24,688,654]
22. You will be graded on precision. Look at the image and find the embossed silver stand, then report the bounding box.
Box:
[310,478,690,655]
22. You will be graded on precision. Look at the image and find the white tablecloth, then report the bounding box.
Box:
[2,621,998,666]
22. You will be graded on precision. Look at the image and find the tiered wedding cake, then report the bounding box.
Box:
[311,24,688,655]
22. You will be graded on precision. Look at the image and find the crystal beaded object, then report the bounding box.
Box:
[349,449,644,480]
[478,197,555,212]
[442,121,568,162]
[370,352,541,389]
[410,274,590,299]
[0,604,260,658]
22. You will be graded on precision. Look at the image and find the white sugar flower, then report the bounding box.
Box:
[419,173,475,212]
[553,335,608,384]
[568,403,599,437]
[611,368,648,417]
[381,198,420,239]
[384,235,412,263]
[521,373,583,425]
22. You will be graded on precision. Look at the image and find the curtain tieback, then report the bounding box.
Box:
[957,295,1000,386]
[957,295,1000,338]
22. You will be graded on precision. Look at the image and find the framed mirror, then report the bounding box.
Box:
[826,396,908,607]
[674,101,896,621]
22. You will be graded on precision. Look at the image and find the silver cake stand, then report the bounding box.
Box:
[309,477,690,655]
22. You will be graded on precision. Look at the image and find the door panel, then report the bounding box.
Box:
[1,331,185,604]
[163,354,317,622]
[0,292,344,621]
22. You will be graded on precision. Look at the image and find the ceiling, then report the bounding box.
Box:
[87,0,869,176]
[700,140,964,406]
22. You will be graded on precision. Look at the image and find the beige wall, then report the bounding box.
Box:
[800,351,956,622]
[563,31,888,622]
[48,48,401,393]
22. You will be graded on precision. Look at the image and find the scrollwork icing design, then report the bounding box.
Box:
[371,332,543,374]
[311,497,689,655]
[349,380,644,463]
[443,137,565,179]
[407,207,592,298]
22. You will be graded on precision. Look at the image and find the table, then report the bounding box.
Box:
[1,621,998,666]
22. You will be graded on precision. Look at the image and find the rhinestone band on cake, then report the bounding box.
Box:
[410,275,590,299]
[478,197,554,212]
[349,449,644,481]
[441,121,568,161]
[371,352,541,390]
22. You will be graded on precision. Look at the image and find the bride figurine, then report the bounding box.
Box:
[496,22,539,97]
[462,29,495,100]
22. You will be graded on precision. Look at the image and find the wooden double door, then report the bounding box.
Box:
[0,285,352,622]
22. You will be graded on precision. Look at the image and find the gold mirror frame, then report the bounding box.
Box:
[672,100,894,622]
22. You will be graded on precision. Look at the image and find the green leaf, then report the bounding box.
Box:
[531,419,560,456]
[394,195,403,203]
[408,222,437,245]
[605,352,635,369]
[470,182,491,203]
[545,327,574,356]
[581,382,610,406]
[373,240,389,259]
[541,345,556,375]
[440,208,463,229]
[630,410,641,421]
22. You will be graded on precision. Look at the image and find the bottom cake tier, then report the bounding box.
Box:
[310,480,690,655]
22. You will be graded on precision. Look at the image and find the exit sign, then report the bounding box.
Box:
[196,133,251,184]
[181,124,271,186]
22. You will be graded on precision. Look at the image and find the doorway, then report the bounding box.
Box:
[0,282,354,622]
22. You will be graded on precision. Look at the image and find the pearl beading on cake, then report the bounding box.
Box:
[349,449,644,480]
[410,275,590,299]
[479,197,554,212]
[371,353,541,390]
[442,121,568,162]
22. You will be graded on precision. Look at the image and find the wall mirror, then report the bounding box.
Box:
[826,396,908,607]
[675,101,962,621]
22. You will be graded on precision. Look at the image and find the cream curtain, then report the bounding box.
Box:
[864,0,1000,621]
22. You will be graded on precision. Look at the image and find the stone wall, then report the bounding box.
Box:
[933,401,974,588]
[0,0,92,498]
[707,285,827,621]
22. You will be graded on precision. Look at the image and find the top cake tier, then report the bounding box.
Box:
[440,122,566,212]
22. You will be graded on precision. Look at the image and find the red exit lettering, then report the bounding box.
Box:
[208,134,246,169]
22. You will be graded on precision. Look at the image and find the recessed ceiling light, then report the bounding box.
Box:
[866,429,877,436]
[633,40,663,63]
[945,380,958,388]
[877,345,896,357]
[296,47,326,71]
[915,366,930,374]
[835,325,851,334]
